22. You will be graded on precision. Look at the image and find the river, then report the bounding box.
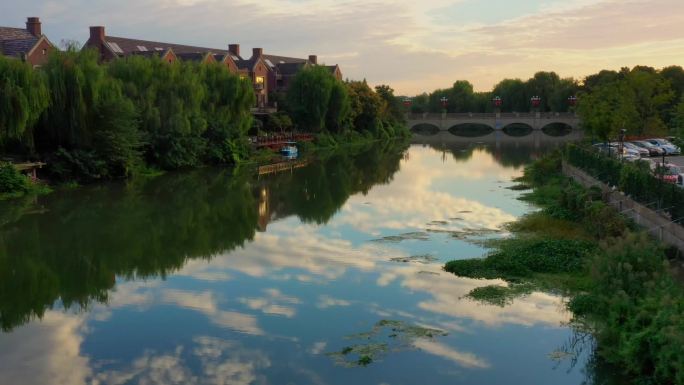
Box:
[0,136,593,385]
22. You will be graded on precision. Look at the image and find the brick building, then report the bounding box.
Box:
[82,25,343,108]
[0,17,56,67]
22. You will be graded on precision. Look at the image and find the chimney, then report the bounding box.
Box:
[252,47,263,58]
[89,26,105,42]
[308,55,318,65]
[26,17,42,37]
[228,44,240,57]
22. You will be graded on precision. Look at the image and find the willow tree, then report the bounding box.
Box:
[198,63,255,163]
[109,56,207,169]
[0,56,49,150]
[35,48,142,180]
[287,66,336,132]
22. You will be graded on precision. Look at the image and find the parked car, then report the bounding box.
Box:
[609,142,643,158]
[650,161,681,184]
[646,138,681,155]
[631,140,665,157]
[622,142,649,157]
[593,143,640,158]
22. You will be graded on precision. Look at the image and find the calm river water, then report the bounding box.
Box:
[0,135,593,385]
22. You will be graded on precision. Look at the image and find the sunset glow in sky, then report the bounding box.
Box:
[3,0,684,94]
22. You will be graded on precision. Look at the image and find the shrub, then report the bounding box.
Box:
[0,163,31,194]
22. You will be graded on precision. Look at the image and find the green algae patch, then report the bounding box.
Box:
[466,283,536,307]
[390,254,439,264]
[326,320,448,367]
[370,232,430,243]
[445,238,596,282]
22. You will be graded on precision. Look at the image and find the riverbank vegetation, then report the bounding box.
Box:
[0,48,408,196]
[445,153,684,384]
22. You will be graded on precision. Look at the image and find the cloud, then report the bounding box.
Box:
[93,337,270,385]
[0,312,92,385]
[238,288,301,318]
[316,295,352,309]
[308,341,327,355]
[413,339,490,369]
[4,0,683,93]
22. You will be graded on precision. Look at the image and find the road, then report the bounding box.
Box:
[664,155,684,167]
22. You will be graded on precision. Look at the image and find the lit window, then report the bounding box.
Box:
[256,76,265,84]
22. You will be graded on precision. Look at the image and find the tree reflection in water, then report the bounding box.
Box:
[0,141,408,331]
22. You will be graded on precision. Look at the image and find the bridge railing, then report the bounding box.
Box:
[408,112,578,120]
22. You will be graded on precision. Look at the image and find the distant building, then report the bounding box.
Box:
[0,17,56,67]
[83,25,343,108]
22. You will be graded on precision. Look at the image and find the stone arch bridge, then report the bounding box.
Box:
[408,112,580,131]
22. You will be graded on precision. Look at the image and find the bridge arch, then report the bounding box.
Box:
[541,122,573,137]
[410,123,440,136]
[448,123,494,138]
[502,123,534,137]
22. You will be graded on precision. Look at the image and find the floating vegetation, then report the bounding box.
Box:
[507,184,532,191]
[426,227,503,242]
[370,232,430,243]
[548,350,577,361]
[417,270,440,275]
[449,217,464,221]
[466,283,536,307]
[326,320,448,367]
[389,254,439,264]
[459,210,473,213]
[427,220,449,226]
[445,238,595,281]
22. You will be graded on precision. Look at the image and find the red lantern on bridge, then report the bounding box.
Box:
[403,98,412,108]
[492,96,502,108]
[440,96,448,109]
[567,95,577,107]
[530,95,541,108]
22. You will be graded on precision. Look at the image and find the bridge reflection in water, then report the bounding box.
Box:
[411,129,584,167]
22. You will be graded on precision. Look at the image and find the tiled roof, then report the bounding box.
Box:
[0,27,39,58]
[264,54,307,65]
[104,36,228,57]
[276,62,307,75]
[176,52,210,62]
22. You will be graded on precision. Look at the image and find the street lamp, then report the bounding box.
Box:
[567,95,577,107]
[403,98,412,108]
[492,96,502,108]
[619,128,626,161]
[440,96,448,110]
[530,95,541,109]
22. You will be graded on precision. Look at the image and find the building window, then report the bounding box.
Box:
[255,76,265,84]
[42,49,47,55]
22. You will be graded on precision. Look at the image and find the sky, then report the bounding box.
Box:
[3,0,684,94]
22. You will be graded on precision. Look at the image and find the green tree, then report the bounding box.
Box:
[287,66,335,132]
[325,80,351,133]
[347,80,385,135]
[108,55,208,169]
[578,81,639,140]
[374,84,404,124]
[0,56,49,150]
[525,71,561,112]
[37,47,143,180]
[198,63,254,164]
[491,79,527,112]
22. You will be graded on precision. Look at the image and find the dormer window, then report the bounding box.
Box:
[42,49,47,55]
